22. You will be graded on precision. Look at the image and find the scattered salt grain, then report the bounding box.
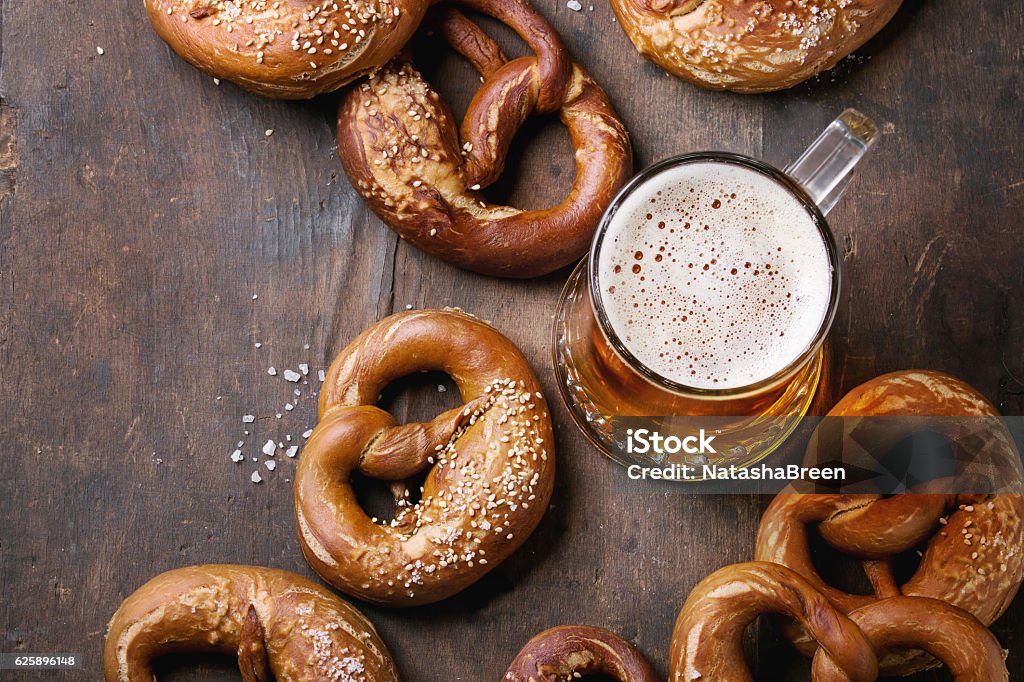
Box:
[265,129,274,137]
[567,0,582,10]
[262,440,277,456]
[438,385,447,393]
[231,450,244,462]
[265,460,277,471]
[285,403,295,411]
[267,367,277,376]
[283,369,301,382]
[242,415,256,423]
[96,46,105,55]
[317,369,326,382]
[299,363,309,375]
[302,429,313,439]
[255,342,262,348]
[251,471,263,483]
[286,445,299,458]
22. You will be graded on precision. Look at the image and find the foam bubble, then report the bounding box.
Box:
[597,161,832,390]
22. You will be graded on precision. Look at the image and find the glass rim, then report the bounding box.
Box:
[588,151,842,399]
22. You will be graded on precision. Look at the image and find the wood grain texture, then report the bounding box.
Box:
[1,1,1022,680]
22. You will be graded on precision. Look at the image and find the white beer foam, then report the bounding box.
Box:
[597,161,832,390]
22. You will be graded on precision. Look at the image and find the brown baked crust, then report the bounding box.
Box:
[103,564,398,681]
[336,4,632,278]
[669,561,878,681]
[609,0,903,93]
[144,0,427,98]
[505,625,659,682]
[811,597,1009,681]
[755,371,1024,674]
[295,310,555,605]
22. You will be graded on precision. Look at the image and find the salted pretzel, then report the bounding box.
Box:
[609,0,903,93]
[336,1,632,277]
[811,597,1008,681]
[504,625,658,682]
[669,561,878,681]
[104,564,398,681]
[144,0,428,98]
[295,309,555,605]
[756,371,1024,674]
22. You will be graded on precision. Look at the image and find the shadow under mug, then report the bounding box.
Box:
[552,109,878,472]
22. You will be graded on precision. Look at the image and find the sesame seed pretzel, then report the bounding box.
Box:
[103,565,398,682]
[294,309,555,605]
[504,625,659,682]
[669,562,879,682]
[755,371,1024,674]
[336,1,633,277]
[144,0,429,98]
[608,0,903,93]
[810,596,1009,681]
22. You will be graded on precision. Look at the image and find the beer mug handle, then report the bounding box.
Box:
[785,108,878,215]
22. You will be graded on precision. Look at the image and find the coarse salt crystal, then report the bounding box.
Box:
[286,445,299,458]
[265,460,277,471]
[317,369,326,382]
[251,471,263,483]
[262,440,277,456]
[567,0,582,10]
[299,363,309,375]
[302,429,313,438]
[242,415,256,423]
[283,369,301,382]
[231,450,244,462]
[267,367,278,376]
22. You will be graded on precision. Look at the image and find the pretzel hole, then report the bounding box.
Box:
[410,22,574,211]
[806,525,876,596]
[350,469,429,524]
[152,652,238,679]
[377,369,461,425]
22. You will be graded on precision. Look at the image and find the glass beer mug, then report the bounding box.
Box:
[552,109,878,470]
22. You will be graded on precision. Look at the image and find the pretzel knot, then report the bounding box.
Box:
[103,565,398,682]
[504,625,658,682]
[756,371,1024,674]
[294,310,555,605]
[669,562,879,682]
[811,597,1008,681]
[336,2,632,278]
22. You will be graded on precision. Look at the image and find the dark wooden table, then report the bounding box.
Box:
[2,1,1022,679]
